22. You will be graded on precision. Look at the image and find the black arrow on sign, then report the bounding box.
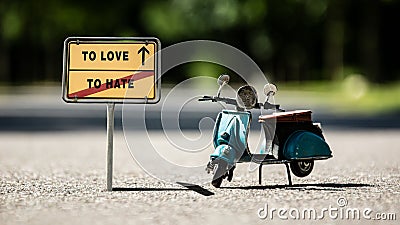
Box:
[138,46,150,65]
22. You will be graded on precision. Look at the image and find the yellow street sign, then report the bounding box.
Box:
[62,37,160,103]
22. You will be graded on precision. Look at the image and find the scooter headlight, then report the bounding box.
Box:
[236,85,258,109]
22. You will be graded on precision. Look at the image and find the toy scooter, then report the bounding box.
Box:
[199,75,332,188]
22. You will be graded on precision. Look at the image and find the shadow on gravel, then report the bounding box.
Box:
[112,182,214,196]
[176,182,214,196]
[221,183,372,192]
[113,187,187,191]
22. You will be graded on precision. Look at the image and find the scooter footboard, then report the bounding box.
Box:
[283,131,332,160]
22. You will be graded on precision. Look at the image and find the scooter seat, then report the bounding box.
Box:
[259,110,312,123]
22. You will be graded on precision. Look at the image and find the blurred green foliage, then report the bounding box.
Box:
[0,0,399,85]
[277,79,400,114]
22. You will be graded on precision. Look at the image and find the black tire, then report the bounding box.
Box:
[211,159,228,188]
[290,160,314,177]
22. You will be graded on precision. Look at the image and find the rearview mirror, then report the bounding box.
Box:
[217,74,230,86]
[263,83,277,97]
[216,74,230,97]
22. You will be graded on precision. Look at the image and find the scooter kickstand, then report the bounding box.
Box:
[227,166,235,182]
[284,163,292,186]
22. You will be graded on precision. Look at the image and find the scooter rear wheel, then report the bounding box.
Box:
[211,159,228,188]
[290,160,314,177]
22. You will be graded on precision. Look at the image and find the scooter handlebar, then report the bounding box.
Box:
[198,96,237,105]
[199,96,283,110]
[198,96,216,102]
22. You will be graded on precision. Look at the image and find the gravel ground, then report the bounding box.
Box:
[1,129,399,225]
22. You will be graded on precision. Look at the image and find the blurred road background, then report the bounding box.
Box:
[1,0,399,224]
[0,85,399,131]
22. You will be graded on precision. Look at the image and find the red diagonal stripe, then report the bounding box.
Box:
[68,71,154,98]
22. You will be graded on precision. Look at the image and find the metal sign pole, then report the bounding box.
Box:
[106,103,115,191]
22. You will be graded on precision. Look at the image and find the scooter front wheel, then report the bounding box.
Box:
[211,159,228,188]
[290,160,314,177]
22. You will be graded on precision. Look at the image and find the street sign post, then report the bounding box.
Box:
[62,37,161,191]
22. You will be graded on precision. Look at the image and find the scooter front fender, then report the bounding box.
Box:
[210,144,236,166]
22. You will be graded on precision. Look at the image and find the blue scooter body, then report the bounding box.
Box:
[210,110,251,166]
[210,110,332,166]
